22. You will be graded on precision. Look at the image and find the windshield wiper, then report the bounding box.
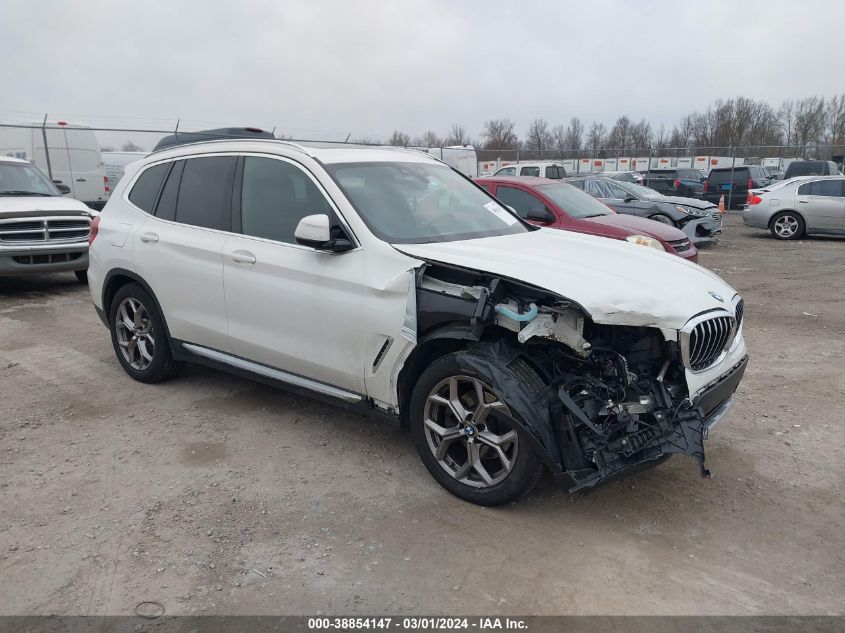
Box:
[0,191,54,197]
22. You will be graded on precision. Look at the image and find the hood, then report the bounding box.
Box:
[0,196,92,217]
[395,229,736,330]
[584,213,689,241]
[648,194,715,210]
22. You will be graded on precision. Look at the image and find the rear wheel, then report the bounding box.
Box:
[109,283,183,383]
[649,213,676,226]
[770,211,805,240]
[410,350,544,506]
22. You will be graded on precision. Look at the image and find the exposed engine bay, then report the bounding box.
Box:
[412,262,743,491]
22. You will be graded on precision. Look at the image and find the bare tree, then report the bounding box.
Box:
[630,119,652,151]
[794,96,826,153]
[524,118,554,157]
[586,122,606,153]
[121,141,143,152]
[778,100,797,147]
[824,94,845,145]
[552,124,567,152]
[100,145,115,152]
[445,124,470,146]
[387,130,411,146]
[412,130,442,148]
[564,117,584,152]
[481,119,518,151]
[608,116,632,150]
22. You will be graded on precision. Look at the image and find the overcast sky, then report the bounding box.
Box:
[1,0,843,140]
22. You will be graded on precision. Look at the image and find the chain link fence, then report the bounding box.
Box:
[2,117,843,211]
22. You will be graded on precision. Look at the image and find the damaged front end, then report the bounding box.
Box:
[411,262,747,492]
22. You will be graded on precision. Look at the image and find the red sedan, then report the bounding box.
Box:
[475,176,698,262]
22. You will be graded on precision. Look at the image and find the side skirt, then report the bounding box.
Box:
[172,340,400,426]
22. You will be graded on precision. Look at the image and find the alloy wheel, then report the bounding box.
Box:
[773,215,799,238]
[422,375,518,488]
[115,297,156,371]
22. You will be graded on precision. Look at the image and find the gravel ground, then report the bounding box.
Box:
[1,214,844,616]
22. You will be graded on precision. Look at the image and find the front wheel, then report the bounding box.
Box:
[410,350,544,506]
[770,211,805,240]
[649,213,676,226]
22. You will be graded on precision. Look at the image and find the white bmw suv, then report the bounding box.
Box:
[88,136,748,506]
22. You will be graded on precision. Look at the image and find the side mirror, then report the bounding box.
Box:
[56,184,71,194]
[527,208,554,222]
[294,214,354,252]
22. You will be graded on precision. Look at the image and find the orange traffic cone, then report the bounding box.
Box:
[718,194,726,214]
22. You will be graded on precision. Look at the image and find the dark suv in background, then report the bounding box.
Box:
[703,165,771,209]
[783,160,841,180]
[641,168,705,198]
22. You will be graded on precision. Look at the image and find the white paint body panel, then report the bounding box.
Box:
[395,228,737,330]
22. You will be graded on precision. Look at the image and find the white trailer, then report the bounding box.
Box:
[604,158,618,171]
[633,157,650,171]
[677,157,693,168]
[426,145,478,177]
[616,157,632,171]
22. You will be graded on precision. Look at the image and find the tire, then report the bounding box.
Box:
[649,213,676,226]
[109,282,183,383]
[74,270,88,284]
[770,211,805,240]
[410,350,544,506]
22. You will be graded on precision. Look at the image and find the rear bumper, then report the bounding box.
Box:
[0,242,88,275]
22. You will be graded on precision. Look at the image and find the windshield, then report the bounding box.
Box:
[613,180,662,199]
[536,183,613,218]
[0,161,60,196]
[326,162,528,244]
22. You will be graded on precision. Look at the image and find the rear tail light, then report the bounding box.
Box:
[747,177,753,190]
[673,178,681,189]
[103,175,110,193]
[747,194,763,205]
[703,180,709,193]
[88,215,100,245]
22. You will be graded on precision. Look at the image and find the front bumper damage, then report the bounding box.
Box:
[680,214,722,246]
[554,355,747,491]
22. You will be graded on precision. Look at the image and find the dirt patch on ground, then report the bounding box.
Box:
[1,215,843,615]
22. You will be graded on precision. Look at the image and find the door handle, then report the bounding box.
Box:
[231,250,256,265]
[139,232,159,243]
[798,200,809,203]
[75,178,87,182]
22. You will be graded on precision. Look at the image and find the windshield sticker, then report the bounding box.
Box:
[484,201,518,225]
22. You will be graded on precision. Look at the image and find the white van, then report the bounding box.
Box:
[424,145,479,177]
[0,122,110,209]
[102,151,146,188]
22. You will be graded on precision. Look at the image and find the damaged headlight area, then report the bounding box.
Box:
[413,262,747,492]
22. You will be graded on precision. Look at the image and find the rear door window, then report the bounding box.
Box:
[174,156,237,231]
[495,167,516,176]
[155,160,184,221]
[128,163,169,213]
[545,166,563,179]
[799,179,845,197]
[520,166,540,177]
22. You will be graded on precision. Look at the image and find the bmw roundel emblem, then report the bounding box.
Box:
[708,291,724,302]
